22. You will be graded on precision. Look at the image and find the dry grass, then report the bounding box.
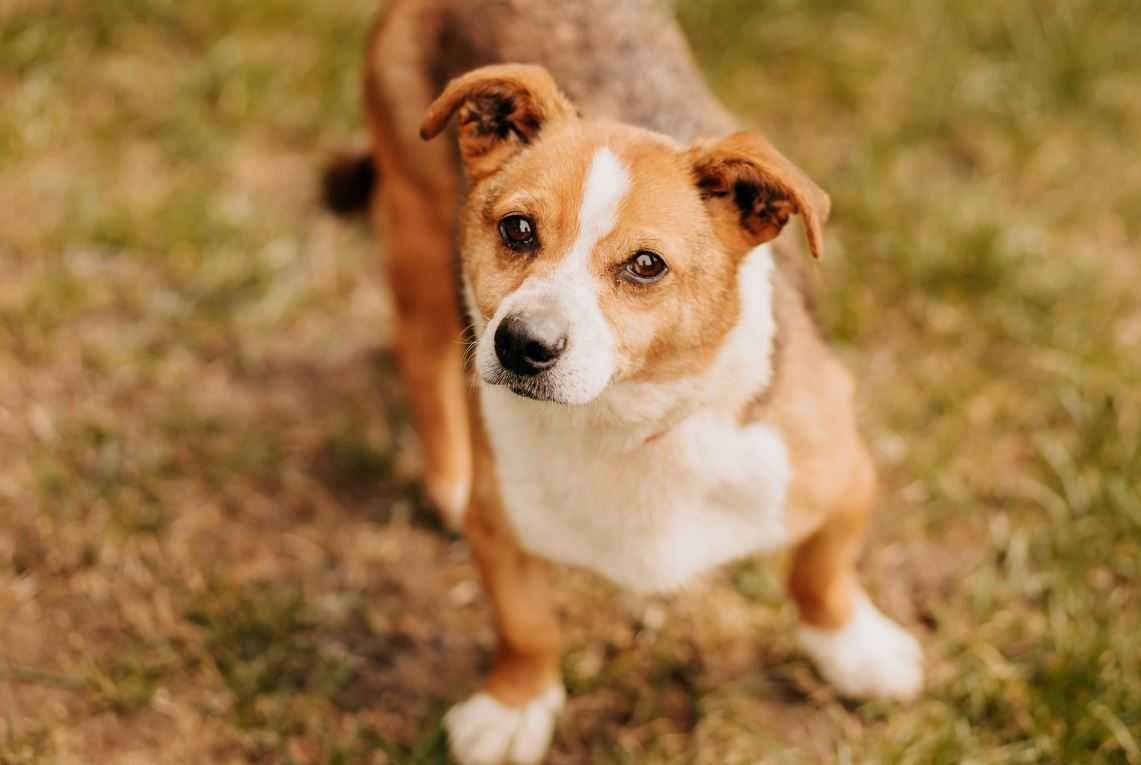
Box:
[1,0,1138,763]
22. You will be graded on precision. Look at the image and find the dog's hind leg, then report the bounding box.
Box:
[347,2,478,530]
[370,160,472,528]
[787,448,924,701]
[321,138,471,528]
[445,411,564,765]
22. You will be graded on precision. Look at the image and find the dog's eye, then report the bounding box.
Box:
[624,251,668,284]
[498,214,538,251]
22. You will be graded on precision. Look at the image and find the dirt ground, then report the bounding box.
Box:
[1,1,1138,763]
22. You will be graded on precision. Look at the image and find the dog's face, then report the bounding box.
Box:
[461,125,738,405]
[421,65,829,405]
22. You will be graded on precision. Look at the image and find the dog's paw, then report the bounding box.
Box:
[797,594,923,701]
[444,684,565,765]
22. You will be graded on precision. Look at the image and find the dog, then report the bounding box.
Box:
[324,1,922,762]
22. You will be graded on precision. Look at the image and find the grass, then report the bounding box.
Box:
[1,0,1138,763]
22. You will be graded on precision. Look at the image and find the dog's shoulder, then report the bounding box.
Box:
[744,243,872,536]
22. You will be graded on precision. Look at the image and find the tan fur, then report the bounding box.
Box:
[342,0,910,729]
[787,456,876,629]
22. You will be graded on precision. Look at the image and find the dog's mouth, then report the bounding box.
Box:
[483,367,564,404]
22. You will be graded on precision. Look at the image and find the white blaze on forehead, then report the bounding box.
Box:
[563,147,631,272]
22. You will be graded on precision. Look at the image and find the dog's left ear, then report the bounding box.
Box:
[420,64,576,181]
[686,131,830,259]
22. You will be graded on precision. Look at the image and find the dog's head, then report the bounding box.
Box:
[421,64,829,406]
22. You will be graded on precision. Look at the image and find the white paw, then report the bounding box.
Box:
[797,593,923,701]
[444,684,565,765]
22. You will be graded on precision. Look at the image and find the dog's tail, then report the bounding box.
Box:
[321,148,378,217]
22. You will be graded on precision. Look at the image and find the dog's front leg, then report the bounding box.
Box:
[787,448,924,701]
[445,418,563,765]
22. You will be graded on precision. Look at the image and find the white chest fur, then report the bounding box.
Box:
[478,247,792,593]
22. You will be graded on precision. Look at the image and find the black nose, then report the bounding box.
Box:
[494,314,567,376]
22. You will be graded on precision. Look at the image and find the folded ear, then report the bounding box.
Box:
[420,64,577,180]
[686,131,831,259]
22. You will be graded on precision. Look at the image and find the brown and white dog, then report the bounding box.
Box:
[325,1,922,762]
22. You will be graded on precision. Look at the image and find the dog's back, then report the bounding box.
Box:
[371,0,734,148]
[337,0,737,225]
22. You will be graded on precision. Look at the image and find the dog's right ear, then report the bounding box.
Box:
[420,64,576,180]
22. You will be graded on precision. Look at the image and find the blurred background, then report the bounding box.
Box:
[1,0,1138,763]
